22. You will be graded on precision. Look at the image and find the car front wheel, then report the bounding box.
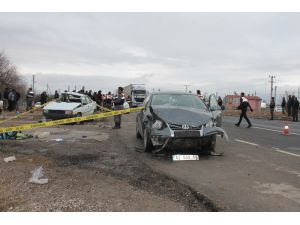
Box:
[143,129,153,152]
[136,118,142,139]
[206,134,216,152]
[75,113,82,125]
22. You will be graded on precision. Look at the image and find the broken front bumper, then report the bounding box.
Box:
[150,126,228,151]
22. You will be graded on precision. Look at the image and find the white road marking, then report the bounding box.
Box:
[234,139,258,146]
[253,126,300,136]
[275,149,300,158]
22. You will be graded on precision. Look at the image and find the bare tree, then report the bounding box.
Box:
[0,52,26,95]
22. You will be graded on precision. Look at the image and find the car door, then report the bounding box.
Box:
[84,97,95,115]
[86,97,95,115]
[209,94,222,127]
[80,97,89,116]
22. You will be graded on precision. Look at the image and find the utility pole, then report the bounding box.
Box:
[298,87,300,100]
[269,75,275,103]
[184,84,190,93]
[32,74,36,92]
[274,85,277,105]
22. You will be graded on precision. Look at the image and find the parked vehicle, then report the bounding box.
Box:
[43,92,97,120]
[136,92,227,154]
[123,84,147,107]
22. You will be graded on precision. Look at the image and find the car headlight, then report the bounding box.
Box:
[43,109,48,113]
[152,120,163,129]
[205,120,215,127]
[65,110,73,115]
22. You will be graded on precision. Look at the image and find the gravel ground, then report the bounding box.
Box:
[0,112,209,212]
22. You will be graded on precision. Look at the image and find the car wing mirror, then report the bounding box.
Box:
[146,114,153,120]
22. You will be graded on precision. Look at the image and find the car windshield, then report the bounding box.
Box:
[60,94,82,103]
[151,94,208,110]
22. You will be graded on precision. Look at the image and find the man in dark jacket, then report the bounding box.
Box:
[287,95,293,116]
[235,92,253,128]
[281,97,286,114]
[269,97,275,120]
[40,91,48,105]
[292,97,299,122]
[3,88,9,111]
[54,90,59,99]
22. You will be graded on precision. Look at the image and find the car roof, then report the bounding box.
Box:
[151,91,195,95]
[62,92,87,97]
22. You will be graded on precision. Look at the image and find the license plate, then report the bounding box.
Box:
[172,155,199,161]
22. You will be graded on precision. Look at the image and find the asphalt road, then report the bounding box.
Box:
[122,114,300,211]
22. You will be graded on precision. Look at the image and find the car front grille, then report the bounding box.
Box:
[48,110,65,114]
[174,130,201,138]
[168,123,203,131]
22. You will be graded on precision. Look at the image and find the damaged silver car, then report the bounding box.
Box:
[136,92,227,154]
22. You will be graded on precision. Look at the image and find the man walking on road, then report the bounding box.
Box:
[269,97,275,120]
[112,87,125,129]
[292,97,299,122]
[235,92,253,128]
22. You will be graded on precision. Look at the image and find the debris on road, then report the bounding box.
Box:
[210,151,224,156]
[16,133,33,140]
[53,138,64,142]
[33,131,50,139]
[4,156,16,162]
[29,166,49,185]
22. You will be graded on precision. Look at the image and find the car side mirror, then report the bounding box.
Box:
[146,114,153,120]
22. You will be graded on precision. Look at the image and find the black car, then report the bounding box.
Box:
[136,92,227,154]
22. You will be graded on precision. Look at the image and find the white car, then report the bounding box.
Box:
[43,92,97,120]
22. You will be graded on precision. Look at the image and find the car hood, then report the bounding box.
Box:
[151,106,212,126]
[44,102,81,110]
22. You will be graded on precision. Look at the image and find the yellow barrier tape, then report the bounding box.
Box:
[0,106,144,133]
[0,100,55,125]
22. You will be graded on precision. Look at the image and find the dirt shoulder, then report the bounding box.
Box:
[0,113,208,212]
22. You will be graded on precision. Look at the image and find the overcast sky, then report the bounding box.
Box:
[0,13,300,100]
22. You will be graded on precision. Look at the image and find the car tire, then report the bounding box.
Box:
[143,129,153,152]
[206,134,216,152]
[75,113,82,125]
[136,118,142,139]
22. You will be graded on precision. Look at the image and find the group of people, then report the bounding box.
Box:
[279,95,299,122]
[0,88,21,112]
[77,87,125,129]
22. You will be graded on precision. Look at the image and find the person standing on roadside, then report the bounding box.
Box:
[292,97,299,122]
[196,90,204,100]
[26,88,34,111]
[217,96,223,107]
[3,87,9,111]
[7,89,16,111]
[235,92,253,128]
[281,97,286,114]
[15,90,20,112]
[40,91,48,105]
[269,97,275,120]
[54,90,59,99]
[112,87,125,129]
[287,95,293,116]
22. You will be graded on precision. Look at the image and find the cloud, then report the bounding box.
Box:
[0,12,300,100]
